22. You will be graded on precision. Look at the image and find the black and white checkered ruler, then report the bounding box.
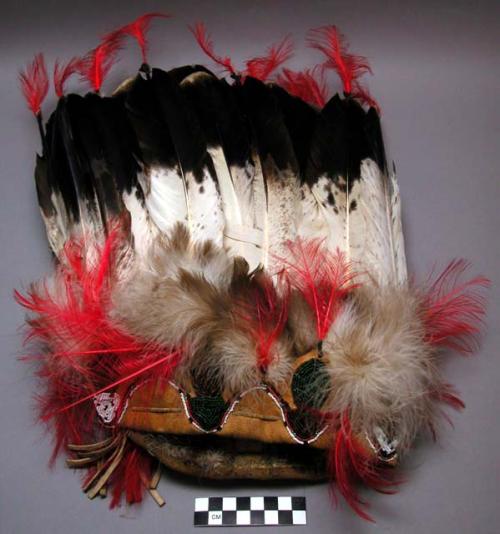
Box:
[194,496,307,527]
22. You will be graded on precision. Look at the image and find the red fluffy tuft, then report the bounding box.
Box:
[279,239,356,341]
[15,229,181,463]
[421,260,489,353]
[53,57,82,98]
[19,53,49,116]
[78,32,124,92]
[328,414,399,521]
[351,81,380,113]
[190,22,236,76]
[307,25,372,94]
[237,274,289,372]
[190,23,293,82]
[277,66,328,107]
[107,12,170,65]
[244,36,293,81]
[254,275,289,371]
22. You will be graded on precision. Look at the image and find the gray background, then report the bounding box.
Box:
[1,1,499,533]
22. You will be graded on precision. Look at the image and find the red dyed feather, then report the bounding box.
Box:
[191,23,292,82]
[238,274,289,372]
[279,239,356,341]
[351,81,380,114]
[79,433,155,508]
[329,416,374,521]
[53,57,82,98]
[19,53,49,116]
[254,276,289,371]
[433,383,465,411]
[109,444,152,508]
[430,383,465,433]
[15,229,181,464]
[78,32,124,92]
[307,26,372,94]
[244,36,293,81]
[277,66,328,107]
[421,260,489,353]
[328,414,398,521]
[190,22,236,76]
[108,12,170,65]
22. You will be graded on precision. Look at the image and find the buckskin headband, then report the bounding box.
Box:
[16,13,488,521]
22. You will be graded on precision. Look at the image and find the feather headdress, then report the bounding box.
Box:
[17,13,488,520]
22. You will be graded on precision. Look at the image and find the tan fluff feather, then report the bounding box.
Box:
[321,284,442,453]
[146,223,234,287]
[111,224,233,358]
[112,224,293,394]
[193,320,293,396]
[287,290,318,355]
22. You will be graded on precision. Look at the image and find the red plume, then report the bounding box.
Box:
[433,383,465,411]
[253,275,289,371]
[244,35,293,81]
[19,53,49,116]
[190,23,293,83]
[76,435,157,508]
[351,81,380,113]
[328,414,399,522]
[15,229,181,464]
[307,25,372,94]
[54,57,82,98]
[237,274,289,372]
[190,22,236,76]
[421,260,489,353]
[277,66,328,107]
[430,382,466,433]
[108,444,154,508]
[78,32,124,92]
[108,12,170,65]
[279,239,356,341]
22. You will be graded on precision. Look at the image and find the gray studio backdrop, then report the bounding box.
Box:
[1,1,499,533]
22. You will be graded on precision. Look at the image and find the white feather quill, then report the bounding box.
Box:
[247,150,268,268]
[42,190,70,256]
[139,164,188,235]
[122,185,159,259]
[206,145,245,256]
[348,158,407,285]
[226,158,266,270]
[180,71,266,268]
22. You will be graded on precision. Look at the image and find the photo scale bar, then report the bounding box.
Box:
[194,496,307,527]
